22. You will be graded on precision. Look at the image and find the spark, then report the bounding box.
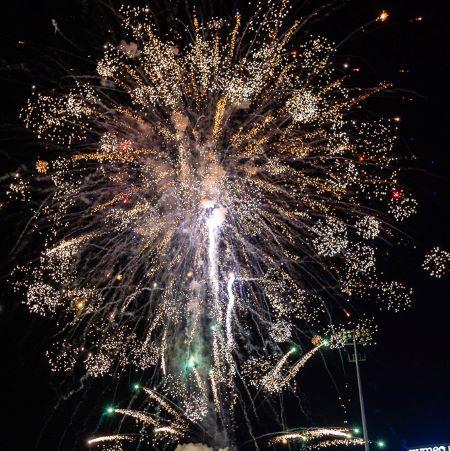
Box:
[36,160,49,174]
[269,427,363,447]
[378,11,389,22]
[87,435,134,446]
[226,273,236,349]
[154,426,184,437]
[423,247,449,278]
[114,408,158,426]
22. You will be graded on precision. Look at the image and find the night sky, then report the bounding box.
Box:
[0,1,449,450]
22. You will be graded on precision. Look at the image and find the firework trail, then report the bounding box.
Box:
[9,0,418,447]
[268,427,365,448]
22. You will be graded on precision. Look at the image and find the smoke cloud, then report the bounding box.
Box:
[175,444,228,451]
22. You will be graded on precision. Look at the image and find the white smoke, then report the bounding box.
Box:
[175,444,228,451]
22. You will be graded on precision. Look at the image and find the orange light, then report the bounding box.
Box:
[378,10,389,22]
[36,160,49,174]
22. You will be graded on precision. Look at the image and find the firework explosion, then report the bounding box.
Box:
[10,0,419,448]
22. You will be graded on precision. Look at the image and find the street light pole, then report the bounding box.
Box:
[353,333,370,451]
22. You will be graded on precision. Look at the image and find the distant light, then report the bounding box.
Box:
[392,190,402,200]
[378,10,389,22]
[343,63,349,69]
[377,440,386,448]
[393,116,401,122]
[132,382,141,391]
[105,405,115,415]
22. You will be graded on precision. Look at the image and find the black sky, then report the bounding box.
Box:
[0,1,449,450]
